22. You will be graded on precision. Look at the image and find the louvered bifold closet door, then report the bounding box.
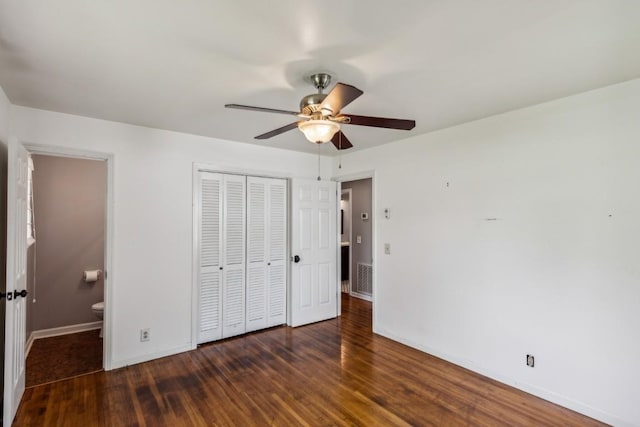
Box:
[222,174,247,339]
[197,172,223,344]
[246,177,268,332]
[267,178,287,327]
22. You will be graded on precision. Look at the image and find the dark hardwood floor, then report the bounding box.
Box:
[14,294,605,426]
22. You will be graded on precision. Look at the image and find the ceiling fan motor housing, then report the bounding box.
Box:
[300,93,328,116]
[300,73,334,116]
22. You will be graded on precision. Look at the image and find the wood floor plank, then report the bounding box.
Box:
[13,294,606,426]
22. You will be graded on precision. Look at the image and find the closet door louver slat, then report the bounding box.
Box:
[200,179,220,267]
[246,177,268,332]
[197,173,223,343]
[268,264,286,322]
[247,266,266,322]
[248,181,266,263]
[270,182,286,262]
[199,271,221,332]
[224,179,245,266]
[267,179,287,327]
[222,175,246,338]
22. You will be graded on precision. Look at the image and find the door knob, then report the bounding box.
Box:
[13,289,28,299]
[293,255,301,263]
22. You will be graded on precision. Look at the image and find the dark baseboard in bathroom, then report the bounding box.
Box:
[26,329,103,388]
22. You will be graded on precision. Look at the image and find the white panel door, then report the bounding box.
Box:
[267,178,287,327]
[290,178,337,327]
[4,137,28,426]
[246,177,268,332]
[222,174,246,338]
[197,172,223,344]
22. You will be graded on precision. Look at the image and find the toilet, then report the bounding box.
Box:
[92,301,104,338]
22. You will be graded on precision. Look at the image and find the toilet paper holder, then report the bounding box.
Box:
[83,270,102,283]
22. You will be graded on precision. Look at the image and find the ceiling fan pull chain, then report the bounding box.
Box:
[317,143,321,181]
[338,132,342,169]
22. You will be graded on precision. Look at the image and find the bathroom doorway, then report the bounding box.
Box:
[24,152,108,386]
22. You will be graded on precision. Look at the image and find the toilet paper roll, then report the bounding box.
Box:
[83,270,101,283]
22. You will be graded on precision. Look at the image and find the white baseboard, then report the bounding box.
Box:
[374,326,630,427]
[25,332,35,357]
[350,291,372,302]
[32,321,103,340]
[110,344,193,370]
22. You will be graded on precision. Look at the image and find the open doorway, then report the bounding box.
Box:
[340,178,373,302]
[25,153,107,386]
[340,188,352,293]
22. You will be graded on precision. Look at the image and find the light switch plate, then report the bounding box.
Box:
[384,243,391,254]
[356,235,362,244]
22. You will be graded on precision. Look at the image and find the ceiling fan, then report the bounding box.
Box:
[225,73,416,150]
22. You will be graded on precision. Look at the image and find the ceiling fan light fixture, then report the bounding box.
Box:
[298,119,340,143]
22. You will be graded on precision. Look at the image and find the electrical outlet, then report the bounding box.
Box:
[526,354,535,367]
[140,328,150,342]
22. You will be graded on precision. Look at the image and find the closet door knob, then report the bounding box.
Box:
[293,255,301,263]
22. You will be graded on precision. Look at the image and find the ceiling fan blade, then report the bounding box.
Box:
[225,104,300,116]
[331,131,353,150]
[255,122,299,140]
[320,83,363,115]
[342,114,416,130]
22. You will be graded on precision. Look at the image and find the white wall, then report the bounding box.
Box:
[10,105,333,368]
[333,78,640,426]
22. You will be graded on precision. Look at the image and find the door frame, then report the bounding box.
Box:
[191,163,292,348]
[333,171,376,328]
[22,143,115,370]
[340,188,353,295]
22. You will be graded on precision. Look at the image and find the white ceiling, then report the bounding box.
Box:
[1,1,639,155]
